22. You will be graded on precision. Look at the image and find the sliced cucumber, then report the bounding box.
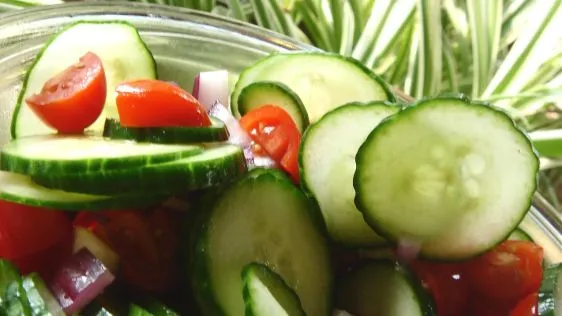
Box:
[0,170,166,211]
[102,118,229,144]
[354,97,539,259]
[508,227,534,242]
[73,227,119,273]
[238,81,309,132]
[0,261,20,309]
[242,262,306,316]
[335,261,435,316]
[11,21,157,139]
[4,280,31,316]
[21,273,65,316]
[0,135,202,176]
[538,263,562,316]
[300,102,399,247]
[34,144,247,195]
[129,304,152,316]
[231,52,395,123]
[191,168,331,316]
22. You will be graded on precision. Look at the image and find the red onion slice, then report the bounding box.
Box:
[48,248,115,314]
[193,70,230,111]
[395,238,422,263]
[208,101,277,169]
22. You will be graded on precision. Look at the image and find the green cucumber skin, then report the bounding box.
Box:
[230,51,396,119]
[335,260,435,316]
[102,118,230,144]
[21,273,64,316]
[190,168,333,316]
[0,136,203,177]
[237,81,310,132]
[129,304,153,316]
[242,262,306,316]
[33,145,247,195]
[298,101,400,248]
[5,281,31,316]
[0,261,20,310]
[508,228,534,242]
[353,97,539,261]
[10,20,157,140]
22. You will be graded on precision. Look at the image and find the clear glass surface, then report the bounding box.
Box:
[0,2,561,263]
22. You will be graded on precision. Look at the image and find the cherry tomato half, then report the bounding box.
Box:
[0,200,73,278]
[510,292,538,316]
[74,209,182,294]
[239,105,301,183]
[115,80,211,128]
[467,240,543,302]
[25,52,106,134]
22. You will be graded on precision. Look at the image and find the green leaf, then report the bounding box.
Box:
[415,0,442,97]
[0,0,60,12]
[338,0,355,55]
[296,0,333,50]
[531,128,562,158]
[482,0,562,103]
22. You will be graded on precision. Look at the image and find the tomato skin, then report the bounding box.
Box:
[510,292,538,316]
[116,80,211,128]
[410,260,469,316]
[239,105,301,182]
[74,209,182,294]
[25,52,106,134]
[0,200,73,278]
[467,241,543,302]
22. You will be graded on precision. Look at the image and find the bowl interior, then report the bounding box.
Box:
[0,2,562,264]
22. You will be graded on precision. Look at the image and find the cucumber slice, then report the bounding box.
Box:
[508,227,534,242]
[34,144,246,195]
[231,52,395,123]
[538,263,562,316]
[0,261,20,309]
[102,118,229,144]
[0,135,202,176]
[21,273,65,316]
[129,304,152,316]
[300,102,399,247]
[0,171,166,211]
[5,280,32,316]
[11,21,157,139]
[191,168,331,316]
[242,262,306,316]
[335,261,435,316]
[354,97,539,259]
[237,81,309,132]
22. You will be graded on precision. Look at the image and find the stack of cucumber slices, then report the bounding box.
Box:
[0,20,546,316]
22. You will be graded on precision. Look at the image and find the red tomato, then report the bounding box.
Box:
[74,209,181,294]
[239,105,301,183]
[115,80,211,128]
[510,292,538,316]
[25,52,106,134]
[410,260,469,316]
[466,294,513,316]
[467,240,543,302]
[0,200,73,278]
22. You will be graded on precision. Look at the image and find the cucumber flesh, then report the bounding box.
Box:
[0,135,202,176]
[508,227,534,242]
[242,262,306,316]
[11,21,156,139]
[238,81,309,132]
[335,261,435,316]
[231,52,395,123]
[538,263,562,316]
[5,280,32,316]
[102,118,229,144]
[192,169,331,316]
[0,170,166,211]
[33,144,247,195]
[300,102,398,247]
[354,97,539,259]
[21,273,65,316]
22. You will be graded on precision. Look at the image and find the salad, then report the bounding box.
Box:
[0,20,558,316]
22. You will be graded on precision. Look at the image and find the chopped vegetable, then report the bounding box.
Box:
[193,70,230,110]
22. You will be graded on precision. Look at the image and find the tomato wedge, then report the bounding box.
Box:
[25,52,107,134]
[115,80,211,128]
[0,200,73,279]
[74,209,182,294]
[510,292,538,316]
[239,105,301,182]
[467,240,543,302]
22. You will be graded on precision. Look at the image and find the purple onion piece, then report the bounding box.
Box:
[192,74,200,99]
[48,248,115,315]
[395,238,421,263]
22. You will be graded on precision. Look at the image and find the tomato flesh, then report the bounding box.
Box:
[467,240,543,302]
[239,105,301,183]
[25,52,107,134]
[116,80,211,128]
[0,200,73,279]
[510,292,538,316]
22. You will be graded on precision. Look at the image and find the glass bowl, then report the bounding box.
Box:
[0,1,561,266]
